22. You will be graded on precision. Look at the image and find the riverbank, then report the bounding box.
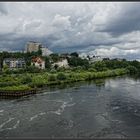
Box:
[0,68,127,94]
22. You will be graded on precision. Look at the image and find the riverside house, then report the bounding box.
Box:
[31,56,45,69]
[52,58,69,68]
[3,58,26,69]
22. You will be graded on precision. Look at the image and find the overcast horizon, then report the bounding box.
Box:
[0,2,140,60]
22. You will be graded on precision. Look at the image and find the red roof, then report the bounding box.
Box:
[32,57,44,64]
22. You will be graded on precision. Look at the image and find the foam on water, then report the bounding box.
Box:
[29,112,46,121]
[0,110,4,113]
[50,101,76,115]
[0,120,20,132]
[0,118,14,130]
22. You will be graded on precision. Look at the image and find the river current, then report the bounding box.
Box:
[0,76,140,138]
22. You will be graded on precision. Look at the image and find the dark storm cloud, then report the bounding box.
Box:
[101,3,140,36]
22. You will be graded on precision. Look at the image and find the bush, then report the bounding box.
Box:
[57,73,66,81]
[126,66,138,74]
[21,75,32,84]
[88,68,97,72]
[48,74,56,81]
[0,81,18,87]
[26,66,41,73]
[50,69,57,74]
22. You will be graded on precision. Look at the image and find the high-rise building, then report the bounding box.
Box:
[25,41,53,56]
[25,41,42,53]
[41,47,53,56]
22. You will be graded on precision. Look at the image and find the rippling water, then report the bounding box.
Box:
[0,76,140,138]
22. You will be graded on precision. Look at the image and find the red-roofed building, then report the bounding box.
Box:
[31,57,45,69]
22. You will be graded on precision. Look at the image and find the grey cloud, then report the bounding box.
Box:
[0,2,140,60]
[0,3,8,15]
[100,3,140,36]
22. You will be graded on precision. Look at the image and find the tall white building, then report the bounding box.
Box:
[41,47,53,56]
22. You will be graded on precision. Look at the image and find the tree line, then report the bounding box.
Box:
[0,51,140,75]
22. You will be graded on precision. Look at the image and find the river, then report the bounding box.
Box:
[0,76,140,138]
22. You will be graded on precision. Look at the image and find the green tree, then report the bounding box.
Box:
[45,57,51,69]
[70,52,79,57]
[126,65,138,74]
[93,61,107,71]
[57,73,66,80]
[50,53,60,62]
[2,64,9,73]
[67,57,89,67]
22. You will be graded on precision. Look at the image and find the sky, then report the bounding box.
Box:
[0,2,140,59]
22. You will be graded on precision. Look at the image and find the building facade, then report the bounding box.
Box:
[89,56,103,63]
[3,58,26,69]
[41,47,53,56]
[31,57,45,69]
[52,59,69,68]
[25,41,42,53]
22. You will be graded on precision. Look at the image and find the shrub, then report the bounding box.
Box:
[57,73,66,81]
[0,81,18,87]
[48,74,56,81]
[50,69,57,74]
[88,68,97,72]
[21,75,32,84]
[126,66,138,74]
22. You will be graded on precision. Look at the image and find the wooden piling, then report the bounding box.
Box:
[0,89,36,97]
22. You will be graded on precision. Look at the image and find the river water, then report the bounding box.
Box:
[0,76,140,138]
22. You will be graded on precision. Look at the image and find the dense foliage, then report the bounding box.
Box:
[1,51,140,91]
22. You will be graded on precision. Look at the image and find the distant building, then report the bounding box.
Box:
[41,47,53,56]
[31,57,45,69]
[79,53,103,62]
[103,58,110,61]
[60,53,71,59]
[25,41,53,56]
[79,53,89,60]
[52,59,69,68]
[89,56,103,63]
[25,41,42,53]
[3,58,26,69]
[112,58,124,61]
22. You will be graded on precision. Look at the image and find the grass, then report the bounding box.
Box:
[0,68,128,91]
[0,85,32,91]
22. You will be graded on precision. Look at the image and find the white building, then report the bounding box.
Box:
[52,59,69,68]
[31,57,45,69]
[89,56,103,63]
[41,47,53,56]
[79,53,89,60]
[79,53,103,62]
[3,58,26,69]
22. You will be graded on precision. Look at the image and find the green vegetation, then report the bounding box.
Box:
[0,68,127,91]
[1,51,140,92]
[0,85,32,91]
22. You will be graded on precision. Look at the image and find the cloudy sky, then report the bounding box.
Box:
[0,2,140,59]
